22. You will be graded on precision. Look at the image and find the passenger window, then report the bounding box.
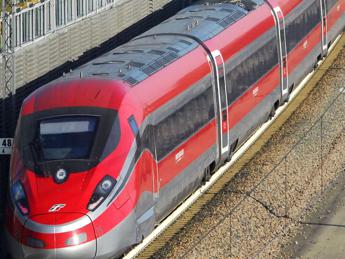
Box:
[128,115,139,136]
[153,85,214,160]
[286,1,321,52]
[128,115,143,148]
[226,37,278,103]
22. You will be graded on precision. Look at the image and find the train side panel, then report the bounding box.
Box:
[208,3,281,149]
[326,0,345,44]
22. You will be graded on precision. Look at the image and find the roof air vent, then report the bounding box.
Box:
[179,39,193,46]
[128,61,145,68]
[113,52,127,55]
[189,8,216,12]
[176,15,203,20]
[206,17,220,22]
[141,52,178,76]
[167,47,180,53]
[220,8,235,13]
[126,49,145,53]
[217,10,246,28]
[126,76,139,85]
[92,73,109,76]
[148,50,166,55]
[93,61,125,65]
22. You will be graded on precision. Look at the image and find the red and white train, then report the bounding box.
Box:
[6,0,345,258]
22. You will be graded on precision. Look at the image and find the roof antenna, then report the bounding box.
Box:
[192,20,199,28]
[80,72,83,78]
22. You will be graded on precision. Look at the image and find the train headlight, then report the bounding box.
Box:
[27,237,45,248]
[11,181,29,216]
[87,175,116,211]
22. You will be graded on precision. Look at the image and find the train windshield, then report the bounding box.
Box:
[38,116,98,160]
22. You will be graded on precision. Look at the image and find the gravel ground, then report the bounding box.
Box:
[288,163,345,258]
[153,47,345,258]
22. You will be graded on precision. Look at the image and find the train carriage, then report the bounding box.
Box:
[6,0,345,258]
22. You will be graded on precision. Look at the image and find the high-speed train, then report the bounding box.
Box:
[6,0,345,258]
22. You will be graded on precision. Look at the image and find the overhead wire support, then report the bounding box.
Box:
[1,0,16,99]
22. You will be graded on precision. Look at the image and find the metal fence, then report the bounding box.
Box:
[1,0,132,49]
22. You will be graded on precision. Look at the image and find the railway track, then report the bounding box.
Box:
[124,33,345,259]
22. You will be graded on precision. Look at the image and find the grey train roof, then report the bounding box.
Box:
[59,1,264,87]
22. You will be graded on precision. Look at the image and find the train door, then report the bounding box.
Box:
[209,50,230,160]
[272,6,289,98]
[320,0,328,56]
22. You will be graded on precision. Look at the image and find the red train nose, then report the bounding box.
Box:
[20,213,97,259]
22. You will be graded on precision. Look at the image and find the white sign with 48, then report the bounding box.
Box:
[1,138,13,155]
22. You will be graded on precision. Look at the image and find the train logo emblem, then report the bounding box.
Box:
[48,204,66,212]
[303,40,308,49]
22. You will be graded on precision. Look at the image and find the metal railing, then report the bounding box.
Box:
[1,0,123,50]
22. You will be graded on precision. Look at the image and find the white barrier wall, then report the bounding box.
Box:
[1,0,178,92]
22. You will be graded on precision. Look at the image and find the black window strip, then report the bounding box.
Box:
[226,38,278,104]
[286,1,322,53]
[144,85,215,161]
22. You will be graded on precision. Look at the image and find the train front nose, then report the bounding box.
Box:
[21,213,96,259]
